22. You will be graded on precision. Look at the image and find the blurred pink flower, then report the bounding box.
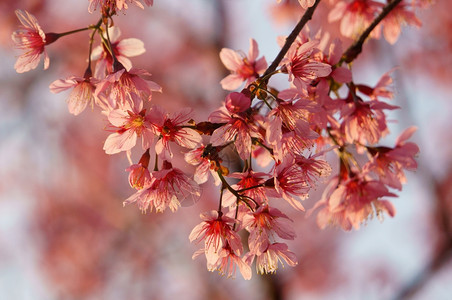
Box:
[12,10,58,73]
[382,1,422,44]
[220,38,267,90]
[276,0,315,9]
[313,173,397,230]
[341,98,398,145]
[366,126,419,190]
[328,0,384,39]
[88,0,153,13]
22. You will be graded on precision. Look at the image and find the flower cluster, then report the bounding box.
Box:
[12,0,424,280]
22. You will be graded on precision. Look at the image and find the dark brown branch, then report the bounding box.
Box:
[341,0,403,64]
[261,0,322,78]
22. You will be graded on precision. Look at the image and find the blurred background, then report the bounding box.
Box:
[1,0,451,299]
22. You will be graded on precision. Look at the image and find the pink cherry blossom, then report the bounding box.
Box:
[295,154,332,188]
[91,26,146,78]
[103,94,155,154]
[268,158,310,211]
[149,106,202,159]
[209,104,261,161]
[208,244,252,280]
[220,38,267,90]
[356,69,396,101]
[95,68,162,109]
[328,0,384,39]
[242,206,295,255]
[245,243,298,274]
[126,149,151,190]
[223,170,269,208]
[12,10,58,73]
[225,92,251,114]
[317,38,353,83]
[276,0,315,10]
[88,0,153,13]
[184,144,221,185]
[124,162,200,213]
[49,76,98,115]
[341,98,398,146]
[189,211,243,265]
[313,173,397,230]
[282,40,332,92]
[366,126,419,190]
[266,98,319,160]
[382,1,422,44]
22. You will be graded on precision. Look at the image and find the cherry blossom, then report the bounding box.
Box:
[382,1,422,44]
[313,173,397,230]
[49,75,98,115]
[103,93,155,154]
[95,67,162,108]
[220,39,267,90]
[88,0,153,14]
[184,144,222,185]
[282,40,332,92]
[245,243,298,274]
[208,244,252,280]
[13,0,425,282]
[124,161,200,213]
[366,126,419,190]
[242,206,295,255]
[328,0,384,39]
[341,97,399,146]
[149,106,202,159]
[91,26,146,78]
[12,10,57,73]
[209,101,261,161]
[268,158,310,211]
[126,149,151,190]
[189,211,243,265]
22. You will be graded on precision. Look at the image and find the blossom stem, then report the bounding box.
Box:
[153,152,159,171]
[55,27,91,38]
[340,0,403,64]
[218,185,224,215]
[103,20,122,71]
[217,171,258,211]
[85,19,103,78]
[236,184,265,193]
[261,0,322,79]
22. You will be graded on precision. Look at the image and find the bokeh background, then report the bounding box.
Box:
[1,0,451,299]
